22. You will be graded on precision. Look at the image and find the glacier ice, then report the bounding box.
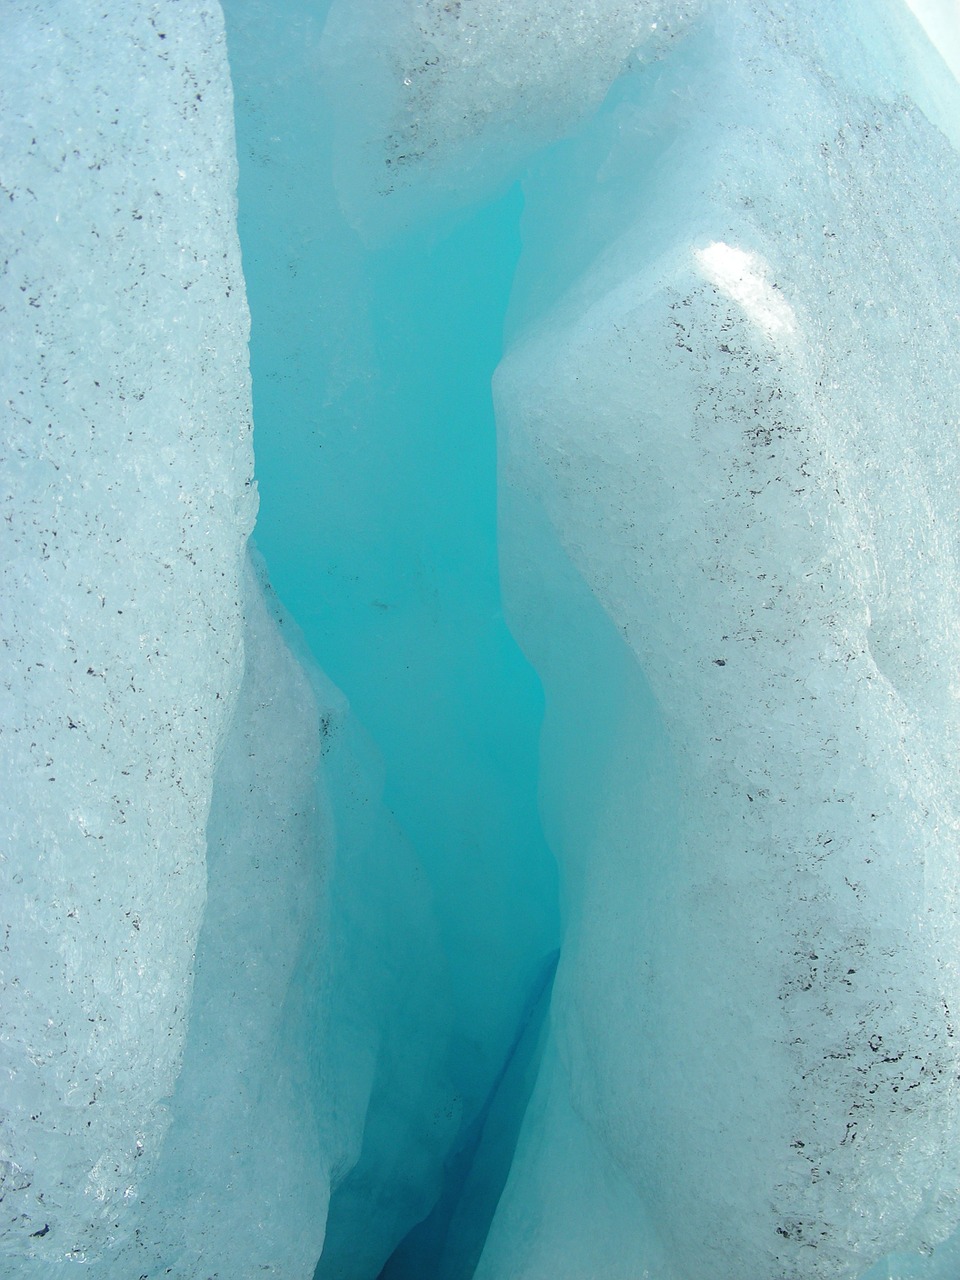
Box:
[80,551,334,1277]
[4,0,960,1277]
[0,1,255,1262]
[486,2,960,1275]
[319,0,702,238]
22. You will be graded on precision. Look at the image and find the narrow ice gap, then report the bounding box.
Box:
[222,3,563,1274]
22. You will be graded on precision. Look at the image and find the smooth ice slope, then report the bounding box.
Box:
[1,2,255,1264]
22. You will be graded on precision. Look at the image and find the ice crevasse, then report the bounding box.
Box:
[3,0,960,1278]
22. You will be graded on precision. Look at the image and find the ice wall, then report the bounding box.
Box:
[1,4,474,1270]
[85,553,333,1277]
[484,2,960,1277]
[0,2,256,1263]
[75,549,462,1278]
[4,2,559,1275]
[313,0,960,1274]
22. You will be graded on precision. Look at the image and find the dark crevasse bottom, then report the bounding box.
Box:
[373,951,560,1280]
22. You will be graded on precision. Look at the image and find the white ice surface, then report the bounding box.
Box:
[1,1,255,1264]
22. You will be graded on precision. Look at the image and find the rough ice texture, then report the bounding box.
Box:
[485,1,960,1277]
[7,0,960,1275]
[88,554,332,1278]
[319,0,702,237]
[0,1,255,1265]
[2,4,475,1271]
